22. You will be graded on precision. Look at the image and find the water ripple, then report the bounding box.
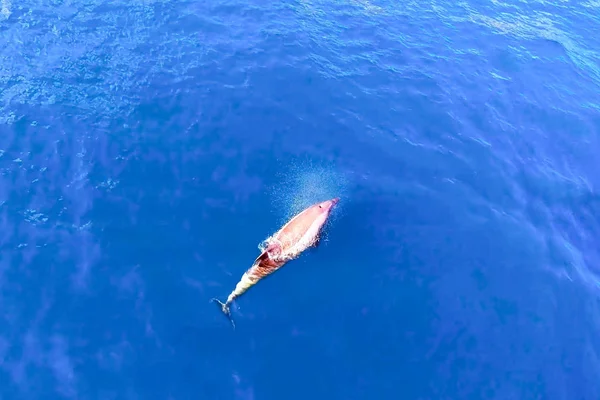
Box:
[0,0,599,397]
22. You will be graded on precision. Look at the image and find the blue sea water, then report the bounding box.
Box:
[1,0,600,398]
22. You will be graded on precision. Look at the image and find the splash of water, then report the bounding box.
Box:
[264,157,349,248]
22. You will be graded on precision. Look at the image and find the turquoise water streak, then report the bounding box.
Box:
[1,0,599,399]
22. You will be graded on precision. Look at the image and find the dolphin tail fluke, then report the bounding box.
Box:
[211,298,236,329]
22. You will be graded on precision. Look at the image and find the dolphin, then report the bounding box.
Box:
[211,197,339,328]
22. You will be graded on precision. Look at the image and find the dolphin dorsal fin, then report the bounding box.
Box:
[265,241,282,256]
[253,241,282,265]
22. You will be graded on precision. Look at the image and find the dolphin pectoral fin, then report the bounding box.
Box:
[211,298,236,329]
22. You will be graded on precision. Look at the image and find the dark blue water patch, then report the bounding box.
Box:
[2,0,600,398]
